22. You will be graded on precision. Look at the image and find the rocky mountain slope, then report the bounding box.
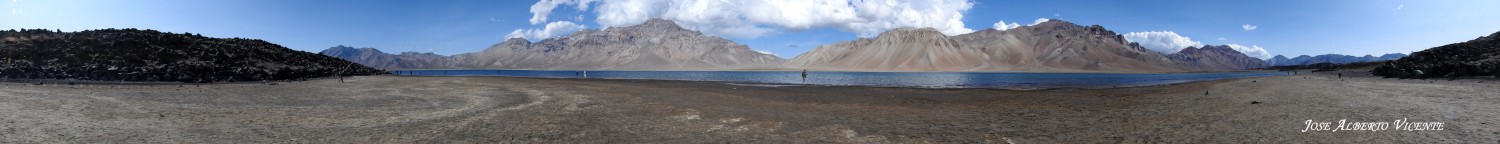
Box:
[1266,53,1406,66]
[1372,31,1500,79]
[324,19,784,70]
[319,45,461,69]
[787,19,1263,72]
[782,28,988,71]
[0,28,384,83]
[1169,45,1269,70]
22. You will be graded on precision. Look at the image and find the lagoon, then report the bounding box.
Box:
[393,70,1285,89]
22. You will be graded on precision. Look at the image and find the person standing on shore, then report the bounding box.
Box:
[801,69,808,83]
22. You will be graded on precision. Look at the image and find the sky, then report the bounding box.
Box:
[3,0,1498,59]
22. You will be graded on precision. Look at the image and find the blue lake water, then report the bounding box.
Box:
[392,70,1286,89]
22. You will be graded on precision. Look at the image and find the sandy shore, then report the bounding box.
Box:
[1,70,1497,143]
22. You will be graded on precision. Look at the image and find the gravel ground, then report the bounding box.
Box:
[0,71,1496,143]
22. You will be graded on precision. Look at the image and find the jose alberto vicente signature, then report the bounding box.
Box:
[1302,118,1444,132]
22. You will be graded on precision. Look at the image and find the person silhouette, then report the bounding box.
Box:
[801,69,808,83]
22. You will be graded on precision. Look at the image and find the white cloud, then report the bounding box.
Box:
[505,21,587,40]
[992,20,1021,31]
[1124,31,1272,59]
[1218,37,1227,41]
[531,0,977,38]
[1123,31,1203,53]
[528,0,598,24]
[1241,24,1257,31]
[1396,4,1404,10]
[1028,18,1051,26]
[1226,44,1272,59]
[753,50,775,55]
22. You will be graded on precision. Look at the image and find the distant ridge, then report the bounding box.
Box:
[1266,53,1406,66]
[1,28,384,83]
[319,45,461,69]
[1169,45,1269,70]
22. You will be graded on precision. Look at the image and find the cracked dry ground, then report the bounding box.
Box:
[1,74,1498,143]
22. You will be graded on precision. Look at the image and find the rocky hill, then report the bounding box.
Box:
[0,28,384,83]
[324,19,785,70]
[1266,53,1406,66]
[1372,31,1500,79]
[786,19,1264,72]
[318,45,461,69]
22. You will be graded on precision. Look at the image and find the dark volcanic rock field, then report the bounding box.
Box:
[0,28,384,83]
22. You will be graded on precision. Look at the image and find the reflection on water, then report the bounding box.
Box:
[394,70,1285,89]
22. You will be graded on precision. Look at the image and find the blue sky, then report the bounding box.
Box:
[3,0,1498,59]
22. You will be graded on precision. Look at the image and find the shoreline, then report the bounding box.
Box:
[386,68,1275,74]
[3,71,1285,90]
[1,71,1496,142]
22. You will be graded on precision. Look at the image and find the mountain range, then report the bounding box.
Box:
[785,20,1265,72]
[322,19,783,70]
[1265,53,1407,66]
[318,45,462,69]
[327,19,1272,72]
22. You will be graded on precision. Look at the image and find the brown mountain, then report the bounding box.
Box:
[1169,45,1269,70]
[323,19,784,70]
[787,19,1259,72]
[782,28,988,71]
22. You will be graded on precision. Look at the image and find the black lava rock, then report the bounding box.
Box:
[0,28,385,83]
[1372,31,1500,79]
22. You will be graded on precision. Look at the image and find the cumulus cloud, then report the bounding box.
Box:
[528,0,598,24]
[1028,18,1051,26]
[1226,44,1272,59]
[1123,31,1203,53]
[992,21,1021,31]
[530,0,977,38]
[1241,24,1257,31]
[505,21,587,40]
[1124,31,1273,59]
